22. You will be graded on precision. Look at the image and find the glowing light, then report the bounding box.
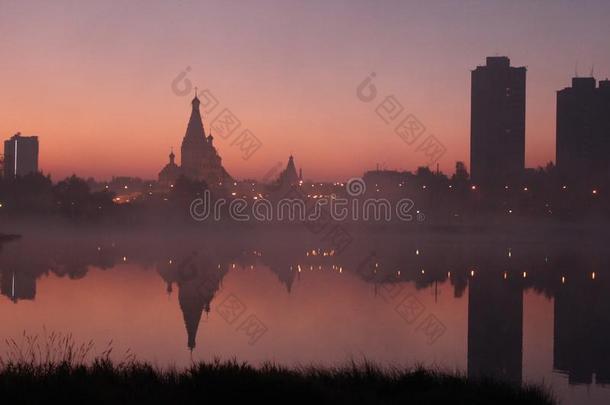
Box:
[561,276,566,284]
[523,187,528,191]
[592,189,598,195]
[522,271,527,278]
[421,269,425,275]
[122,256,127,262]
[470,270,475,277]
[592,272,596,280]
[471,185,477,190]
[415,249,420,255]
[503,271,508,279]
[447,271,451,278]
[397,270,401,276]
[169,259,173,264]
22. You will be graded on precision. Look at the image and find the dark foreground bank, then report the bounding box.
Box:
[0,359,554,405]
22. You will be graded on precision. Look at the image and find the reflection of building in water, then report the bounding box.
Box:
[0,269,36,302]
[553,263,610,385]
[468,270,523,384]
[158,251,228,351]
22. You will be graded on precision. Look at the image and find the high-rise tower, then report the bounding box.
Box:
[470,57,526,185]
[3,133,39,178]
[556,77,610,181]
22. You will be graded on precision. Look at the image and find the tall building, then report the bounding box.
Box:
[556,77,610,180]
[3,133,39,178]
[470,57,526,185]
[179,94,232,187]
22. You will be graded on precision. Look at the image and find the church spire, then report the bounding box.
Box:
[169,147,175,165]
[184,89,205,140]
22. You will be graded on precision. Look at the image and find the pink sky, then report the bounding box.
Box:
[1,0,609,181]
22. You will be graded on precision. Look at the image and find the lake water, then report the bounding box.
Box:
[1,225,609,404]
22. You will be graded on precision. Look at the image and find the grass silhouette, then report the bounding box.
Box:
[0,331,555,404]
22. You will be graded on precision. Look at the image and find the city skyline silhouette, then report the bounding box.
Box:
[2,1,610,181]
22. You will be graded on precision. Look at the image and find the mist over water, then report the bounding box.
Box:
[1,222,609,404]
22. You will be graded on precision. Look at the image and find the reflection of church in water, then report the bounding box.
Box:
[157,250,229,351]
[158,92,233,188]
[3,236,610,384]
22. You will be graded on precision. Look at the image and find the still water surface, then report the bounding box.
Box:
[1,227,608,404]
